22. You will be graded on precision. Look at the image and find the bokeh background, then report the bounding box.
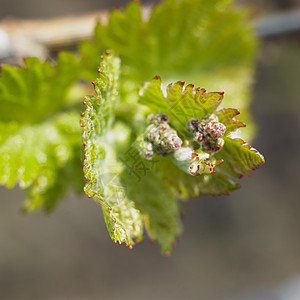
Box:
[1,1,300,299]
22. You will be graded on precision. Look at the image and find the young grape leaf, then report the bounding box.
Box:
[120,161,182,255]
[82,54,182,253]
[0,112,83,212]
[0,0,263,254]
[79,0,256,139]
[80,0,255,81]
[0,53,83,211]
[214,137,265,178]
[215,108,246,135]
[138,76,265,197]
[0,53,79,123]
[81,53,143,247]
[139,76,225,136]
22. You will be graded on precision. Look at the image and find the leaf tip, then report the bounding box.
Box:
[196,87,206,93]
[164,251,171,257]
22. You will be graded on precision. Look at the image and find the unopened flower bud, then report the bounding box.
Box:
[137,137,154,160]
[144,113,182,156]
[171,147,219,176]
[188,114,226,153]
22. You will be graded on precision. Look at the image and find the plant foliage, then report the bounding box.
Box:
[0,54,83,211]
[0,0,264,253]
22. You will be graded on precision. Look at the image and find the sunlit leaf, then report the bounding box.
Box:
[0,54,82,211]
[81,53,143,247]
[79,0,256,140]
[138,77,264,197]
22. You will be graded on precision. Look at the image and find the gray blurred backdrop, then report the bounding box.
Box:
[0,1,300,300]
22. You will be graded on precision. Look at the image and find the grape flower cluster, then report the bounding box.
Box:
[187,114,226,153]
[138,113,183,159]
[137,113,226,176]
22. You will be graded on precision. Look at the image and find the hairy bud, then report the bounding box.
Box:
[137,137,154,160]
[171,147,224,176]
[188,114,226,153]
[141,113,182,157]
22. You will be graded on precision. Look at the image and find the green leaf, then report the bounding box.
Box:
[82,54,182,253]
[214,137,265,178]
[120,167,181,254]
[0,54,83,211]
[138,77,265,196]
[81,0,255,81]
[139,76,225,136]
[0,112,83,211]
[79,0,257,140]
[82,53,143,247]
[0,0,264,254]
[215,108,246,135]
[157,156,239,199]
[0,53,79,123]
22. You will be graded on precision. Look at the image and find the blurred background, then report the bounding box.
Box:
[1,0,300,299]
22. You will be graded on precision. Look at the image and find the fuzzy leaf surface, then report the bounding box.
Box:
[139,77,265,197]
[0,54,83,211]
[79,0,256,139]
[82,54,182,252]
[80,0,255,81]
[140,76,225,136]
[0,54,79,123]
[81,54,143,247]
[120,159,181,254]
